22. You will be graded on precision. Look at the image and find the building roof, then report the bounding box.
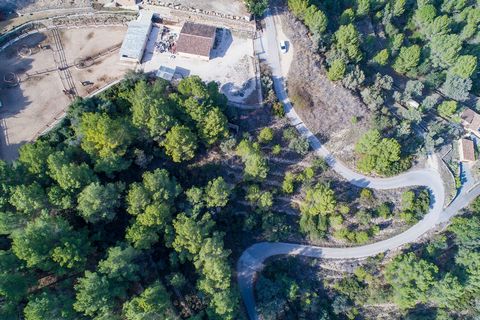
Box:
[156,65,176,81]
[460,138,476,162]
[176,22,216,58]
[119,11,153,61]
[461,108,480,133]
[461,108,477,124]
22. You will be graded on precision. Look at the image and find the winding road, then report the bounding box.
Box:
[237,8,480,320]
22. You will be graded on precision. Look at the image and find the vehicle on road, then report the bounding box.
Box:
[279,40,287,53]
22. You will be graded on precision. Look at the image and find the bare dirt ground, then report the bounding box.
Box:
[0,26,132,161]
[280,11,372,166]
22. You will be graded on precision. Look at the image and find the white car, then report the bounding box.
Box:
[279,41,287,54]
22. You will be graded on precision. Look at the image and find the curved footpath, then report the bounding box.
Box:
[237,9,480,320]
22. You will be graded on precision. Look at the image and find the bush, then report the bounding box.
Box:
[437,100,457,118]
[258,128,274,144]
[440,74,472,101]
[372,49,389,65]
[327,59,347,81]
[288,136,310,155]
[376,203,392,219]
[272,101,285,118]
[271,144,282,155]
[393,45,421,74]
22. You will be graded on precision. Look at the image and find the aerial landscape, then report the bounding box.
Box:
[0,0,479,319]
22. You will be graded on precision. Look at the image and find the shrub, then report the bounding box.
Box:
[271,144,282,155]
[327,59,347,81]
[258,128,274,144]
[372,49,389,65]
[437,100,457,118]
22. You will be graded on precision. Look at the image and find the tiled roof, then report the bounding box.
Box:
[176,22,216,58]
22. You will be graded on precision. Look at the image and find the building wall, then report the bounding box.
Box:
[177,51,210,61]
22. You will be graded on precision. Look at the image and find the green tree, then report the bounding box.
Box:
[236,139,269,180]
[304,5,328,35]
[129,80,178,140]
[11,215,90,273]
[393,45,421,74]
[425,15,452,37]
[429,34,462,68]
[74,271,121,318]
[258,127,274,144]
[430,273,463,308]
[355,130,402,175]
[123,282,178,320]
[440,74,472,101]
[245,0,268,16]
[450,55,477,79]
[392,0,406,16]
[205,177,231,208]
[414,4,437,29]
[47,151,98,192]
[282,172,296,194]
[24,290,78,320]
[177,76,209,99]
[78,112,134,174]
[300,183,337,216]
[288,0,309,19]
[163,125,198,162]
[246,185,274,210]
[373,49,389,65]
[18,140,53,177]
[327,59,347,81]
[385,252,438,309]
[198,108,229,145]
[356,0,370,16]
[77,182,124,223]
[98,245,140,283]
[437,100,457,117]
[339,8,355,25]
[172,212,214,260]
[9,182,47,214]
[335,24,362,62]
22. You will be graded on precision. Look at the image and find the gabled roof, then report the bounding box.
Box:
[461,108,480,133]
[459,138,476,162]
[175,22,216,58]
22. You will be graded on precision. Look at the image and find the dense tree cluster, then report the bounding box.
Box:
[0,74,239,319]
[288,0,480,174]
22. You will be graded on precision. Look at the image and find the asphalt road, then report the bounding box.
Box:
[238,9,480,320]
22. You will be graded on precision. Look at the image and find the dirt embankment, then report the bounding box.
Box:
[281,11,371,165]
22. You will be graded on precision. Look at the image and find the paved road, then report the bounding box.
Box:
[238,9,480,320]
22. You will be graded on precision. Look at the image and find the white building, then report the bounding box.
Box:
[119,11,154,63]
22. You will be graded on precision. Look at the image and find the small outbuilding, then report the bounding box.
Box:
[459,138,476,163]
[119,11,153,63]
[175,22,216,61]
[156,65,176,82]
[461,108,480,138]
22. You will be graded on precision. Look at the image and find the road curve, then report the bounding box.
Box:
[237,9,480,320]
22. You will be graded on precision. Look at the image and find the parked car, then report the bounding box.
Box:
[280,40,287,53]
